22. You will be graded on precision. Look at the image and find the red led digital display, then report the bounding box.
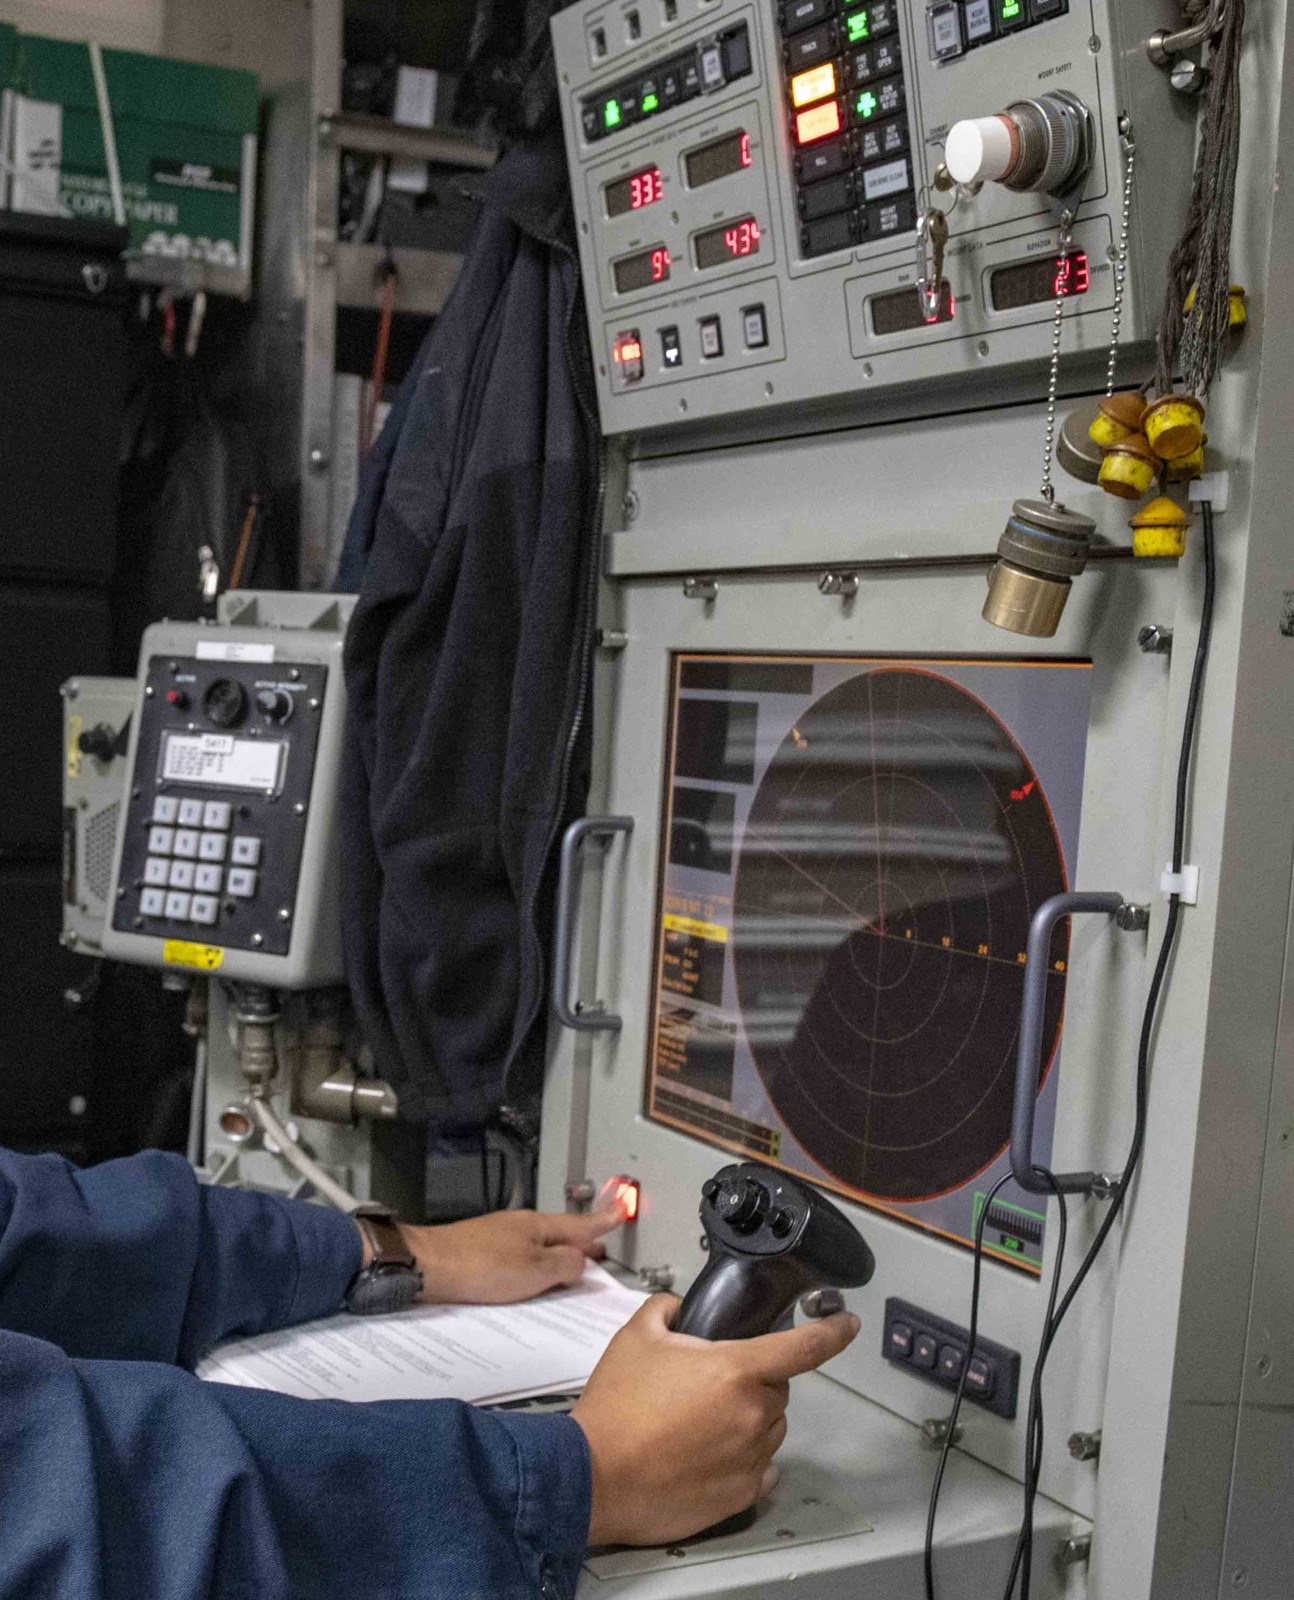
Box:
[990,251,1092,311]
[1054,250,1091,296]
[695,216,762,270]
[605,164,664,219]
[612,245,672,293]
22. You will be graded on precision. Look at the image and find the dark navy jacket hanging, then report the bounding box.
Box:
[338,131,602,1129]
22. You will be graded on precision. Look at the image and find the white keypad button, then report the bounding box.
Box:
[177,798,205,827]
[147,826,175,855]
[198,832,229,862]
[143,857,170,886]
[230,836,262,867]
[168,860,196,889]
[152,796,179,824]
[227,867,258,898]
[140,888,166,916]
[164,891,192,920]
[195,864,223,893]
[173,829,200,859]
[189,895,219,927]
[202,801,232,831]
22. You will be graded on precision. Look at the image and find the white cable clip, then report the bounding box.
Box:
[1160,864,1201,904]
[1189,472,1230,512]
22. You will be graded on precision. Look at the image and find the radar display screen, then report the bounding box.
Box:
[646,654,1092,1273]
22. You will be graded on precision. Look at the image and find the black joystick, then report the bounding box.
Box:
[674,1162,875,1342]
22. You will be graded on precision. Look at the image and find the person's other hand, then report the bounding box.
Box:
[572,1294,860,1546]
[385,1208,625,1305]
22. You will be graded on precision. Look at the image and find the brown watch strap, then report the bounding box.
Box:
[354,1208,416,1270]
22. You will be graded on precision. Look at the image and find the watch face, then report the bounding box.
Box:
[346,1264,423,1317]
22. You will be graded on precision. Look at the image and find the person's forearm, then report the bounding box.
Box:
[0,1147,361,1365]
[0,1327,591,1600]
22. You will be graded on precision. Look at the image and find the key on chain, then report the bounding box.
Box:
[917,207,949,323]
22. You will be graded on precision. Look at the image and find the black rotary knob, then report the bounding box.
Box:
[717,1176,771,1235]
[203,678,247,728]
[255,688,294,723]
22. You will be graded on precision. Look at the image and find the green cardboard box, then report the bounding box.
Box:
[4,34,258,283]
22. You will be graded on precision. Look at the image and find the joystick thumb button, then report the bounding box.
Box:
[800,1288,845,1320]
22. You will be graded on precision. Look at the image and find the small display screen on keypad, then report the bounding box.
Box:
[113,657,327,957]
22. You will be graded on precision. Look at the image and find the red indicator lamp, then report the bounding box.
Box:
[602,1175,640,1222]
[613,334,643,365]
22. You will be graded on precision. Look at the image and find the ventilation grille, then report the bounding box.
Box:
[86,803,120,904]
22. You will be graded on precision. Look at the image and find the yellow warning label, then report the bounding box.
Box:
[163,940,225,972]
[662,913,730,944]
[67,715,83,780]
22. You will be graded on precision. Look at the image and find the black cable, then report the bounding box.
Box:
[923,500,1216,1600]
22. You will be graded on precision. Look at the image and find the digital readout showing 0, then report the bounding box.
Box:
[990,251,1091,312]
[605,164,663,219]
[684,130,753,189]
[694,216,762,270]
[613,245,672,293]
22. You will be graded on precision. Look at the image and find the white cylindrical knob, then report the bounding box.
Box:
[945,115,1017,186]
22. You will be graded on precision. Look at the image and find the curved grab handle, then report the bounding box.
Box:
[552,816,634,1032]
[1011,890,1127,1196]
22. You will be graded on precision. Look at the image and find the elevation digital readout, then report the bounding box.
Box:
[694,216,762,269]
[990,251,1091,311]
[613,245,672,292]
[605,164,664,218]
[684,130,753,188]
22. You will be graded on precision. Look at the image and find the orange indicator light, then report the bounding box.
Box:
[790,62,836,109]
[795,101,842,146]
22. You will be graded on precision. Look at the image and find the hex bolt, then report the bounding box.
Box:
[1116,902,1151,932]
[921,1417,963,1448]
[564,1180,595,1204]
[1068,1429,1102,1462]
[638,1265,675,1291]
[1058,1535,1092,1568]
[1138,623,1173,654]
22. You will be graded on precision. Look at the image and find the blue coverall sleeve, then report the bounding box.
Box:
[0,1146,362,1365]
[0,1147,593,1598]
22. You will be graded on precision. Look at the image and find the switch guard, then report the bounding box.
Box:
[882,1296,1020,1420]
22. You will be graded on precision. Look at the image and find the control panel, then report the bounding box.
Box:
[551,0,1188,434]
[102,593,354,988]
[882,1296,1021,1419]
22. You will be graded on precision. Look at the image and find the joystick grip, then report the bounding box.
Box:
[672,1162,875,1343]
[674,1251,820,1340]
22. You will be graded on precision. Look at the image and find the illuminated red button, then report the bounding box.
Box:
[795,100,843,146]
[612,331,644,383]
[789,61,836,108]
[601,1175,640,1221]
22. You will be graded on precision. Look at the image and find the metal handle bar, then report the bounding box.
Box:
[1011,890,1128,1197]
[552,816,634,1032]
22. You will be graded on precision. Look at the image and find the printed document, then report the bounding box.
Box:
[197,1262,645,1404]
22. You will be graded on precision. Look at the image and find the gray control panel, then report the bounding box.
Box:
[101,593,354,988]
[551,0,1190,434]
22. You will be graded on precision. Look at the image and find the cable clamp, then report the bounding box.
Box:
[1189,472,1230,512]
[1160,864,1200,904]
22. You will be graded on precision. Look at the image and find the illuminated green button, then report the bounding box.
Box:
[997,0,1028,28]
[604,98,622,128]
[856,89,879,119]
[844,9,870,42]
[641,91,659,113]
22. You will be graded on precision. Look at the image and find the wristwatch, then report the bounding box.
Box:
[345,1204,423,1315]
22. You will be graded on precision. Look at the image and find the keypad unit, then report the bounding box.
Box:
[111,656,328,957]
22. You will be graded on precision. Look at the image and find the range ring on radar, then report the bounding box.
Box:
[729,666,1071,1207]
